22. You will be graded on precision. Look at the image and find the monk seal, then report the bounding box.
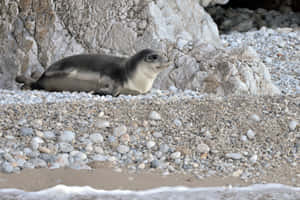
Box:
[16,49,170,96]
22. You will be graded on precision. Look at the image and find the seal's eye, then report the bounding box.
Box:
[145,54,159,62]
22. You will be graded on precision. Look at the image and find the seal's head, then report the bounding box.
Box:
[128,49,170,77]
[123,49,170,94]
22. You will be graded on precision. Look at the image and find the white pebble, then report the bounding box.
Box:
[85,143,94,152]
[250,155,258,164]
[117,145,130,154]
[247,129,256,140]
[95,119,110,129]
[149,111,162,120]
[289,120,298,131]
[89,133,104,143]
[170,152,181,159]
[197,143,210,153]
[225,153,242,160]
[173,119,182,127]
[146,141,156,149]
[59,131,75,143]
[250,114,261,122]
[240,135,248,142]
[30,137,44,150]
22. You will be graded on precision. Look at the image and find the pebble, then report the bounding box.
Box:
[160,144,169,153]
[55,154,70,167]
[89,133,104,143]
[250,114,261,122]
[240,135,248,142]
[250,155,258,164]
[30,137,44,150]
[43,131,56,140]
[38,146,51,154]
[150,159,162,168]
[70,151,87,161]
[288,120,298,131]
[149,111,162,120]
[59,142,74,153]
[85,143,93,152]
[146,141,156,149]
[170,152,181,159]
[196,143,210,153]
[153,132,163,138]
[117,145,130,154]
[2,162,14,173]
[113,125,127,136]
[29,158,47,168]
[20,127,34,136]
[91,154,107,161]
[59,131,75,143]
[173,119,182,127]
[95,119,110,129]
[225,153,242,160]
[247,130,256,140]
[138,163,146,169]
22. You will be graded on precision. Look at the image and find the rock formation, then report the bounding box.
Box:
[0,0,281,95]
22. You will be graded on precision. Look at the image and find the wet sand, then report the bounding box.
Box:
[0,165,298,191]
[0,167,246,191]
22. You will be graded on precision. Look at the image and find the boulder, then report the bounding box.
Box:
[0,0,221,89]
[154,45,281,95]
[0,0,280,96]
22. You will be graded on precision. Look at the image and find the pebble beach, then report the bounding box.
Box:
[0,8,300,200]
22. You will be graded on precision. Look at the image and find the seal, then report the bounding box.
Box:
[16,49,170,96]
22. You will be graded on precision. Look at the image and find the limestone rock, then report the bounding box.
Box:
[1,0,221,89]
[154,45,281,96]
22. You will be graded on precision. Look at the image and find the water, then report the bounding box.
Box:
[0,184,299,200]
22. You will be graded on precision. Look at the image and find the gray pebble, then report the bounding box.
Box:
[85,143,93,152]
[59,142,74,153]
[30,137,44,150]
[250,114,261,122]
[151,159,162,168]
[43,131,56,140]
[89,133,104,143]
[92,154,107,161]
[29,158,47,168]
[170,151,181,159]
[55,154,70,167]
[95,119,110,129]
[70,151,87,161]
[117,145,130,154]
[247,129,256,139]
[113,125,127,136]
[59,131,75,143]
[108,136,116,144]
[3,153,14,162]
[20,127,34,136]
[160,144,169,153]
[2,162,14,173]
[153,132,163,138]
[173,119,182,127]
[149,111,162,120]
[197,143,210,153]
[225,153,242,160]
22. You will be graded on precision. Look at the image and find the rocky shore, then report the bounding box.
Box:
[0,4,299,193]
[0,88,299,187]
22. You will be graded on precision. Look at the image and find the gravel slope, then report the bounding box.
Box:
[0,89,299,186]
